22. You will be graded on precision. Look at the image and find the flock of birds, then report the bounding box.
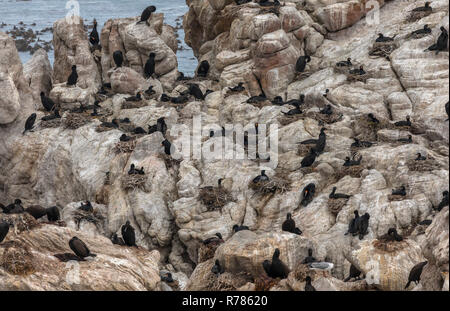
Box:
[2,0,449,291]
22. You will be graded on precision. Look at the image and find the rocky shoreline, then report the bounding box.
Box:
[0,0,449,291]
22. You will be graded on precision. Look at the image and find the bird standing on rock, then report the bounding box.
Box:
[67,65,78,86]
[138,6,156,25]
[121,221,137,247]
[23,113,37,135]
[40,92,55,111]
[89,19,99,46]
[113,50,124,68]
[69,237,96,259]
[144,52,156,78]
[296,55,311,73]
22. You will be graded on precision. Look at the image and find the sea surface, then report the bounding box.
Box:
[0,0,197,74]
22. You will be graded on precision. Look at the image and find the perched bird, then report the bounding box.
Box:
[405,261,428,289]
[253,170,269,183]
[69,237,96,259]
[101,119,119,129]
[144,52,156,78]
[301,148,319,168]
[336,58,352,67]
[398,135,413,143]
[23,113,37,135]
[235,0,252,4]
[162,139,172,155]
[271,96,284,105]
[232,224,250,233]
[211,259,224,275]
[304,276,316,291]
[344,264,362,282]
[229,82,245,92]
[411,2,432,12]
[349,65,366,75]
[89,19,99,46]
[351,138,373,148]
[382,228,403,242]
[41,109,61,121]
[197,60,210,77]
[376,33,394,42]
[394,116,411,127]
[79,201,93,212]
[320,104,333,115]
[282,213,298,234]
[392,185,407,196]
[189,84,204,100]
[356,213,370,240]
[410,24,432,37]
[282,102,302,115]
[302,249,317,264]
[25,205,47,220]
[436,191,449,211]
[296,55,311,73]
[368,113,380,124]
[0,222,11,244]
[121,221,137,247]
[424,27,448,55]
[120,134,132,142]
[415,153,427,161]
[345,210,360,236]
[148,117,167,136]
[203,233,224,245]
[111,233,125,246]
[113,50,124,68]
[285,94,305,107]
[145,85,156,96]
[445,101,449,120]
[46,206,60,221]
[301,183,316,207]
[138,6,157,25]
[40,92,56,111]
[160,93,171,102]
[329,187,351,199]
[247,94,267,104]
[67,65,78,86]
[265,249,289,279]
[343,154,362,167]
[419,219,432,226]
[125,92,142,102]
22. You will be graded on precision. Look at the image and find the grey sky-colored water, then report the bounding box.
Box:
[0,0,197,74]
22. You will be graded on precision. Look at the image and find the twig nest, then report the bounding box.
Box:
[121,174,147,192]
[0,241,35,275]
[63,113,91,129]
[327,198,349,215]
[373,239,407,253]
[114,140,137,154]
[199,186,232,211]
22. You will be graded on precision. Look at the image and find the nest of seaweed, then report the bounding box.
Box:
[254,275,280,291]
[208,271,254,291]
[407,158,441,172]
[40,118,62,129]
[63,113,91,129]
[278,113,305,126]
[334,165,364,181]
[114,139,137,154]
[73,209,105,226]
[121,174,147,192]
[0,213,40,234]
[198,242,223,263]
[122,100,147,110]
[347,72,371,83]
[373,239,407,253]
[388,194,409,202]
[199,186,232,211]
[310,111,343,124]
[249,173,291,195]
[293,263,328,281]
[328,198,349,216]
[0,241,35,275]
[369,41,398,59]
[406,10,432,23]
[353,115,391,142]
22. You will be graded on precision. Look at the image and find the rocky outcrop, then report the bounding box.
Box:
[52,16,101,91]
[0,214,161,290]
[23,49,53,102]
[100,14,179,91]
[0,0,448,291]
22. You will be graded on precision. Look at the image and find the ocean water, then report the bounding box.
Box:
[0,0,197,75]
